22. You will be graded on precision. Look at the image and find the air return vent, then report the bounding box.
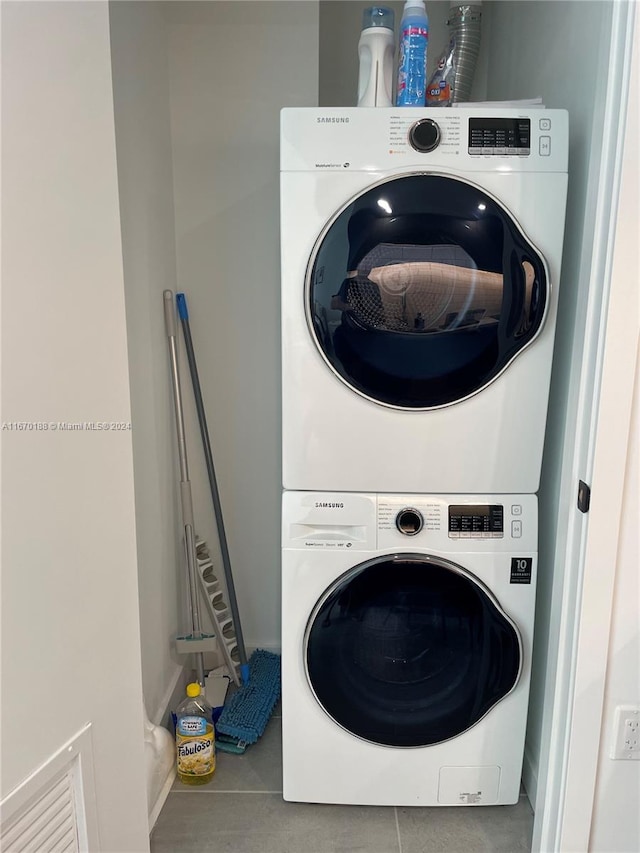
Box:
[1,725,98,853]
[1,772,80,852]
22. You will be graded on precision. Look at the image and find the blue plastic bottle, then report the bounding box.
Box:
[396,0,429,106]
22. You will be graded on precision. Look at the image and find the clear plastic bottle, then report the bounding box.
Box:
[357,7,395,107]
[175,683,215,785]
[396,0,429,106]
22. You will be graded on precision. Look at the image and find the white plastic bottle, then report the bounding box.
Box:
[357,7,395,107]
[396,0,429,106]
[175,683,215,785]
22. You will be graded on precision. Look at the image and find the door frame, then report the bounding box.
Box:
[533,3,638,850]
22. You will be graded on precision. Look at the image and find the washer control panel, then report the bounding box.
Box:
[377,495,537,551]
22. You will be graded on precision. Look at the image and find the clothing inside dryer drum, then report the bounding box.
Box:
[306,558,521,747]
[308,174,546,408]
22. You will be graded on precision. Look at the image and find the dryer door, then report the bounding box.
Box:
[305,554,521,747]
[308,174,548,408]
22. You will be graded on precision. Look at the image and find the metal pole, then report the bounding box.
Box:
[164,290,205,687]
[176,293,250,684]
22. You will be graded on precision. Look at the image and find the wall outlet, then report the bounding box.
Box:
[611,705,640,760]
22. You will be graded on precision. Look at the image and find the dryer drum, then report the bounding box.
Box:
[305,556,521,748]
[307,173,548,409]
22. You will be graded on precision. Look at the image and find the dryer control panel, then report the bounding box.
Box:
[280,107,568,174]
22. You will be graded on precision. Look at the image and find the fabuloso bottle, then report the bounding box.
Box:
[396,0,429,106]
[175,683,215,785]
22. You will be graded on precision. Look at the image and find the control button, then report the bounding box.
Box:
[511,504,522,516]
[539,136,551,156]
[396,508,424,536]
[539,118,551,131]
[511,520,523,538]
[409,118,441,153]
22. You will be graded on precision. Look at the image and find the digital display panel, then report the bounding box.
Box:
[468,118,531,155]
[448,504,504,537]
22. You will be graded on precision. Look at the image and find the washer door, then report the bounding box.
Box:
[308,174,548,408]
[305,555,521,748]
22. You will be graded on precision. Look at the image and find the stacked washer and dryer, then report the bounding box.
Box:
[280,108,568,806]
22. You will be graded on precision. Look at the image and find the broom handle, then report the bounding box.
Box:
[164,290,205,687]
[176,293,250,684]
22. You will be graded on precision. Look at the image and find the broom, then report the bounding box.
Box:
[176,292,280,750]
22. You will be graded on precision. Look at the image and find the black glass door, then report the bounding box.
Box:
[308,174,547,408]
[305,555,521,747]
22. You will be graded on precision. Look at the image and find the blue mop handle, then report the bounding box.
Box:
[176,292,189,321]
[176,291,250,686]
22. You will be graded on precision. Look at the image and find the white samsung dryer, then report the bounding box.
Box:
[281,107,569,494]
[282,490,537,807]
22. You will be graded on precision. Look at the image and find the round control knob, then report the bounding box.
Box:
[409,118,441,153]
[396,508,424,536]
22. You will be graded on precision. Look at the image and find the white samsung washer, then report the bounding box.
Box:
[281,107,569,494]
[282,490,537,806]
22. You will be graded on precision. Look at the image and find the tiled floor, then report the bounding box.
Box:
[151,706,534,853]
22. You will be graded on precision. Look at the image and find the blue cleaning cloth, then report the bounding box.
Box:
[216,649,281,745]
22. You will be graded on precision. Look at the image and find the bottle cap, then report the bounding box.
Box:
[404,0,426,10]
[186,683,201,698]
[361,6,394,31]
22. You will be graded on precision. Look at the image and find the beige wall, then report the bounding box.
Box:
[1,2,149,849]
[164,1,319,649]
[109,0,186,726]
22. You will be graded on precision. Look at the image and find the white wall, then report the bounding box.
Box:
[481,0,617,804]
[109,0,186,726]
[589,25,639,847]
[589,349,640,852]
[0,2,149,850]
[164,1,319,650]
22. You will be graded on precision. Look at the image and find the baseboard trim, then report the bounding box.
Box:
[148,765,176,832]
[522,744,538,810]
[152,663,189,728]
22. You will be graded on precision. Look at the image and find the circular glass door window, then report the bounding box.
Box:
[305,555,521,748]
[307,174,548,408]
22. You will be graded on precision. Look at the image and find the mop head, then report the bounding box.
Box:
[215,649,280,746]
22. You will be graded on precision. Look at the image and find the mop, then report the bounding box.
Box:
[176,292,280,751]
